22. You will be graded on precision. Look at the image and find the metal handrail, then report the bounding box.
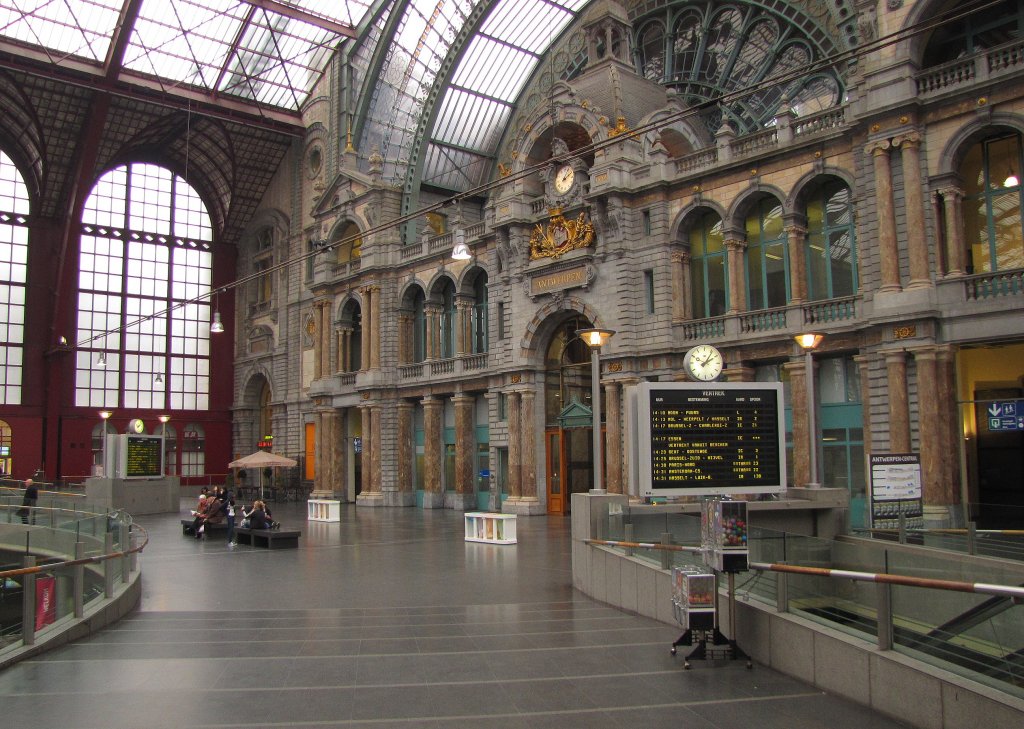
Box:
[0,523,149,581]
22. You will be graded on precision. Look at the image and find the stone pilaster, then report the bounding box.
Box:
[506,391,522,505]
[356,403,383,506]
[321,300,332,375]
[884,350,910,453]
[895,133,931,288]
[396,401,414,498]
[312,302,324,379]
[724,237,746,313]
[938,187,966,277]
[605,381,622,494]
[451,393,476,510]
[785,224,808,303]
[426,303,442,360]
[422,395,444,508]
[520,389,538,504]
[359,288,371,370]
[784,359,811,488]
[867,140,902,292]
[671,250,689,322]
[313,410,326,494]
[455,298,472,356]
[370,286,381,369]
[910,347,945,509]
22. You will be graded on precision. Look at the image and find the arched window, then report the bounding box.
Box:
[688,211,729,318]
[75,163,213,411]
[259,381,273,441]
[0,418,12,475]
[253,227,274,311]
[0,150,29,405]
[637,20,665,81]
[471,273,488,354]
[339,300,362,372]
[333,221,362,265]
[960,133,1024,273]
[412,289,426,363]
[745,199,790,310]
[922,0,1024,67]
[806,181,857,299]
[440,280,456,359]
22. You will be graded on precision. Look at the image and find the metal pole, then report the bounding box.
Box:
[805,349,820,487]
[590,346,605,494]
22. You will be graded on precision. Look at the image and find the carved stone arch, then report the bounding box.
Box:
[425,271,458,303]
[397,278,427,310]
[672,200,729,245]
[456,263,489,296]
[640,104,710,158]
[788,166,857,225]
[240,363,274,407]
[902,0,963,67]
[241,208,290,247]
[727,184,789,231]
[336,294,362,324]
[519,296,603,366]
[328,217,364,263]
[936,114,1024,176]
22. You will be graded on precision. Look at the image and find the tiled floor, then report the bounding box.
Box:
[0,499,911,728]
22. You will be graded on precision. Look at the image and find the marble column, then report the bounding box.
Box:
[356,404,383,505]
[426,304,441,360]
[506,391,522,505]
[313,410,326,494]
[336,327,349,373]
[312,302,324,379]
[671,250,689,322]
[456,298,472,356]
[896,133,932,288]
[371,405,382,494]
[370,286,381,369]
[725,237,747,313]
[785,224,808,303]
[867,140,902,292]
[784,359,810,488]
[911,347,945,510]
[360,288,371,370]
[321,300,333,375]
[938,187,966,277]
[884,350,911,453]
[937,346,961,504]
[396,401,414,498]
[604,381,622,494]
[397,312,412,364]
[453,393,476,510]
[520,389,538,507]
[422,395,444,508]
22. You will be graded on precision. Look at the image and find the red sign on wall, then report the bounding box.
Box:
[35,576,56,630]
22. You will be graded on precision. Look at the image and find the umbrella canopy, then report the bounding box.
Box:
[228,451,297,469]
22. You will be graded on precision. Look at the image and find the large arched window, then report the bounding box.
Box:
[0,151,29,405]
[471,273,488,354]
[688,211,728,318]
[745,198,790,310]
[412,289,426,363]
[922,0,1024,68]
[75,163,213,410]
[961,133,1024,273]
[333,220,362,265]
[806,181,857,299]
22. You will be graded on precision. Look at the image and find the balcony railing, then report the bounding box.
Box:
[802,295,857,324]
[739,306,790,333]
[964,268,1024,300]
[916,38,1024,97]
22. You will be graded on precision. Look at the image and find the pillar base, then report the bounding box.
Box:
[923,504,956,529]
[421,491,445,509]
[445,492,477,511]
[503,497,545,516]
[384,491,416,507]
[356,492,385,507]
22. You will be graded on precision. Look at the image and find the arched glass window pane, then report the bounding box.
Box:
[0,150,29,405]
[637,20,665,81]
[806,181,857,299]
[960,133,1024,273]
[746,199,790,310]
[688,211,728,318]
[472,274,488,354]
[181,423,206,477]
[75,163,213,411]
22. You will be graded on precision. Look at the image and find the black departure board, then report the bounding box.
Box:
[635,382,786,496]
[125,435,162,478]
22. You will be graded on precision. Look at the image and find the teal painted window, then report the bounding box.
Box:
[689,210,728,318]
[961,133,1024,273]
[745,198,789,310]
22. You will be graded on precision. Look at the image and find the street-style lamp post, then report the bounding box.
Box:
[576,328,616,494]
[795,333,824,488]
[99,411,112,477]
[159,415,170,476]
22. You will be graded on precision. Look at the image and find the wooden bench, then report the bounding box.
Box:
[234,527,301,549]
[181,518,229,538]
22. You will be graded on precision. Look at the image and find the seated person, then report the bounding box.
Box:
[241,500,272,530]
[191,489,226,538]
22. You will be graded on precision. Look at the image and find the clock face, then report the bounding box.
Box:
[554,164,575,193]
[130,418,146,434]
[684,345,724,382]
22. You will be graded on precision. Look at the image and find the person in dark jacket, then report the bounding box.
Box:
[20,478,38,524]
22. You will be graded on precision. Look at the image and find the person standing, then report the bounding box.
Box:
[224,491,237,545]
[20,478,38,525]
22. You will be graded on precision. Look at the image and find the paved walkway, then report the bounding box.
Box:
[0,499,909,728]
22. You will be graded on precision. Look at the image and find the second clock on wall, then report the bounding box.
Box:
[683,344,724,382]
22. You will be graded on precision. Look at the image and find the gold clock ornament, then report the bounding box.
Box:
[554,164,575,193]
[683,344,724,382]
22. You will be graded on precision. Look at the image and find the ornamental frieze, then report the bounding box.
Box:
[529,209,595,260]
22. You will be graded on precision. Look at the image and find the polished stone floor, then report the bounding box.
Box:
[0,499,910,728]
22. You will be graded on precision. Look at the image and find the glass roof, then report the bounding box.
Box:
[0,0,373,111]
[360,0,588,191]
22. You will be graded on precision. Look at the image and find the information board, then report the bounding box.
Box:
[125,435,162,478]
[636,382,786,497]
[869,453,923,529]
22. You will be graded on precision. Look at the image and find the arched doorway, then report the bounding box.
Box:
[543,315,600,515]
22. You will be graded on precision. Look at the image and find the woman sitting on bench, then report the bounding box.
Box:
[241,500,272,530]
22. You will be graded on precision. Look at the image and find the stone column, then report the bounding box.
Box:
[371,405,382,494]
[938,187,966,277]
[884,350,911,453]
[867,140,902,292]
[312,302,324,379]
[605,381,622,494]
[334,409,348,501]
[520,388,539,508]
[359,288,371,370]
[356,404,383,505]
[422,395,444,508]
[936,346,961,504]
[910,347,945,514]
[453,393,475,510]
[785,224,808,303]
[321,300,333,376]
[336,327,348,373]
[784,359,810,488]
[398,312,412,363]
[896,133,931,288]
[853,354,873,459]
[724,237,747,313]
[671,250,689,322]
[370,286,381,369]
[426,303,442,360]
[313,410,326,494]
[396,401,414,500]
[323,409,343,498]
[506,391,522,505]
[455,298,472,355]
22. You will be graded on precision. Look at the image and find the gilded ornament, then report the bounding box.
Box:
[978,97,987,106]
[498,163,512,177]
[607,116,631,138]
[529,210,596,260]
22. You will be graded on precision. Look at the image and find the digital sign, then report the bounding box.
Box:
[125,435,162,478]
[635,382,786,497]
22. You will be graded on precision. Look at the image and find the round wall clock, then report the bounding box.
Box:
[554,164,575,193]
[683,344,724,382]
[129,418,146,434]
